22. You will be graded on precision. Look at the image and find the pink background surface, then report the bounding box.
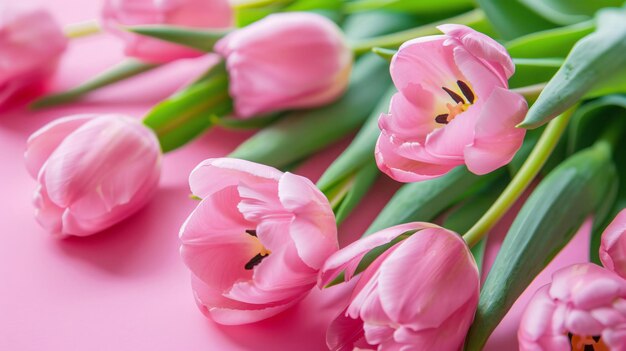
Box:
[0,1,590,350]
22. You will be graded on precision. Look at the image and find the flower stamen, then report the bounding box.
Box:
[442,86,465,104]
[457,80,475,104]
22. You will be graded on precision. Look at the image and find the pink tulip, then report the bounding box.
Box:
[0,3,67,108]
[321,222,479,350]
[25,114,161,237]
[215,12,352,118]
[101,0,232,63]
[600,209,626,279]
[376,24,528,182]
[179,158,338,325]
[518,263,626,350]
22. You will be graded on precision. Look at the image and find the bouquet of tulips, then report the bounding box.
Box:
[5,0,626,349]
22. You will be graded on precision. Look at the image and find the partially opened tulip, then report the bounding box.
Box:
[518,263,626,351]
[321,222,479,350]
[0,3,67,108]
[376,24,528,182]
[215,12,352,118]
[25,114,161,237]
[600,209,626,279]
[101,0,232,63]
[179,158,338,325]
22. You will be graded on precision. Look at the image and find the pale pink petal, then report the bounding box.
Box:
[216,12,351,117]
[375,135,456,183]
[424,104,480,160]
[377,228,479,329]
[438,24,514,82]
[208,299,300,325]
[25,114,93,178]
[188,158,281,199]
[378,91,437,143]
[463,87,527,175]
[32,184,63,236]
[318,222,436,287]
[600,209,626,278]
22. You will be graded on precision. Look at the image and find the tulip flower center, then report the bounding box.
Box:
[568,333,608,351]
[244,229,271,270]
[435,80,475,125]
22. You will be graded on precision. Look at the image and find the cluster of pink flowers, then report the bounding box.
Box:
[9,1,622,350]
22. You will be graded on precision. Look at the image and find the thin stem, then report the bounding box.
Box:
[511,83,546,102]
[463,106,576,247]
[350,9,485,55]
[64,20,101,39]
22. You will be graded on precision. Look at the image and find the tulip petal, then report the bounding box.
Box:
[208,299,300,325]
[464,87,527,175]
[377,228,479,329]
[189,158,281,199]
[327,309,366,351]
[25,114,93,178]
[319,222,436,287]
[438,24,514,83]
[378,92,437,143]
[600,209,626,278]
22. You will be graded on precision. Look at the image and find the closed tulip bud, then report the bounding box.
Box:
[321,222,479,351]
[101,0,232,63]
[25,114,161,237]
[0,3,67,108]
[519,263,626,351]
[215,12,352,118]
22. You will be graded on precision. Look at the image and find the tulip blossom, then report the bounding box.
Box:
[518,263,626,350]
[600,209,626,279]
[0,3,67,108]
[101,0,232,63]
[320,222,479,351]
[179,158,338,325]
[215,12,352,118]
[376,24,528,182]
[25,114,161,237]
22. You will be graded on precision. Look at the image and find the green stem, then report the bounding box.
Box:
[462,106,576,247]
[511,83,546,102]
[350,8,485,55]
[64,20,101,39]
[598,117,625,150]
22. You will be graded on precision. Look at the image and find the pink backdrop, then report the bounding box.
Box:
[0,1,590,350]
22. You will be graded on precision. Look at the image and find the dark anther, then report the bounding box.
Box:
[592,335,601,342]
[435,114,449,124]
[584,345,594,351]
[442,87,465,104]
[568,333,574,342]
[245,229,257,237]
[457,80,475,104]
[244,253,268,270]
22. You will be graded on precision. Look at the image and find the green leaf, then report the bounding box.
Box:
[344,0,474,15]
[519,0,623,25]
[508,58,562,89]
[342,11,426,40]
[371,47,396,61]
[331,162,380,225]
[464,142,618,351]
[505,20,594,59]
[364,167,501,235]
[31,59,159,109]
[520,8,626,128]
[444,176,508,271]
[125,25,229,52]
[474,0,557,40]
[216,114,282,130]
[234,0,342,27]
[143,64,232,152]
[317,87,394,192]
[229,54,390,168]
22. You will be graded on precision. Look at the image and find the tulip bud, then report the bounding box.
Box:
[376,24,527,182]
[25,114,161,237]
[0,3,67,108]
[321,222,479,350]
[179,158,338,325]
[519,263,626,350]
[600,209,626,279]
[215,12,352,118]
[101,0,232,63]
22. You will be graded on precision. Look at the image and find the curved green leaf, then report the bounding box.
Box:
[505,20,594,58]
[465,142,618,350]
[125,25,228,52]
[474,0,557,40]
[519,0,623,25]
[344,0,474,15]
[520,8,626,128]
